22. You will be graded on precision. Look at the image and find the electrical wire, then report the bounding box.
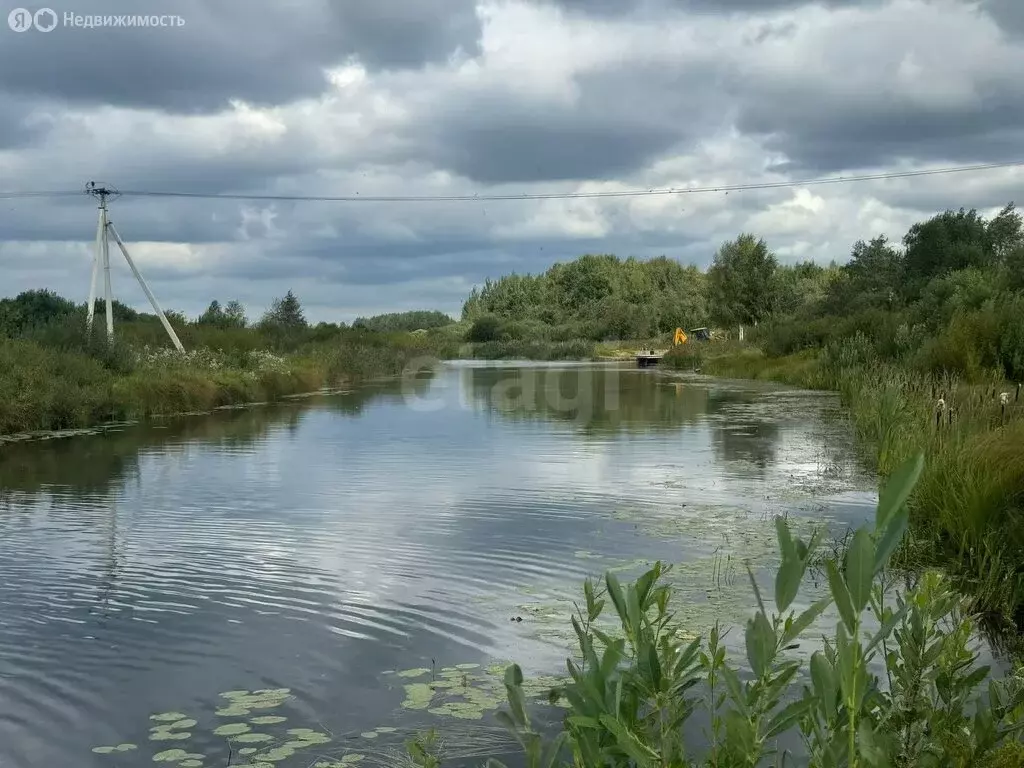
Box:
[0,159,1022,203]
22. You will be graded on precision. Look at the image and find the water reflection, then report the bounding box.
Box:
[457,364,789,477]
[0,364,876,768]
[459,364,710,434]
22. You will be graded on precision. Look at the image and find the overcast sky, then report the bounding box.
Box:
[1,0,1022,323]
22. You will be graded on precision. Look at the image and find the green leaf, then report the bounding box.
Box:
[774,519,804,614]
[634,565,659,608]
[876,452,923,533]
[810,651,838,719]
[541,731,568,768]
[504,663,523,688]
[641,641,662,691]
[598,715,659,767]
[775,515,796,558]
[764,697,813,738]
[858,719,891,766]
[873,511,909,574]
[781,597,832,646]
[836,627,865,710]
[719,664,747,715]
[724,710,757,758]
[605,572,629,627]
[845,527,874,613]
[826,560,857,633]
[864,599,910,654]
[745,611,776,679]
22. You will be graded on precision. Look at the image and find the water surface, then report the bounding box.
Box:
[0,362,876,767]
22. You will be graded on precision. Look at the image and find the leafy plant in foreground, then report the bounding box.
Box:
[480,453,1024,767]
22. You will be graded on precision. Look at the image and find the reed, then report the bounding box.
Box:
[688,337,1024,630]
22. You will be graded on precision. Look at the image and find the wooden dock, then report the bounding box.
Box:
[636,352,663,368]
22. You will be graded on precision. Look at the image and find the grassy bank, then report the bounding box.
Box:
[0,333,456,435]
[664,340,1024,631]
[0,292,459,436]
[462,338,597,360]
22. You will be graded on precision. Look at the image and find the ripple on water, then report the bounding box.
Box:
[0,367,878,767]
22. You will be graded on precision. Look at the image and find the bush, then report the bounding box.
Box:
[467,315,502,343]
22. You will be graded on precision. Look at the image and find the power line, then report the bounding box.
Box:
[0,159,1022,203]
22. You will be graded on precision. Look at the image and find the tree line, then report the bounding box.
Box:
[460,202,1024,379]
[0,287,453,342]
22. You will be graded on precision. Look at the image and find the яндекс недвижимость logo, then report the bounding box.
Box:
[8,7,57,31]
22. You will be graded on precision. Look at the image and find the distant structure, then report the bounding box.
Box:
[85,181,184,351]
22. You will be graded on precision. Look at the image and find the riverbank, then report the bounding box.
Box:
[664,341,1024,632]
[0,332,456,436]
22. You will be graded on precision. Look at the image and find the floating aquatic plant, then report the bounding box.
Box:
[213,723,250,737]
[150,712,189,723]
[390,663,566,722]
[152,749,199,762]
[232,732,273,744]
[91,744,136,754]
[395,668,431,678]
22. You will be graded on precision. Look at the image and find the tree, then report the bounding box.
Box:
[260,290,308,329]
[0,289,79,337]
[824,236,904,312]
[224,300,247,328]
[353,310,454,333]
[707,234,778,328]
[901,207,991,295]
[198,299,247,328]
[988,202,1023,261]
[198,300,226,326]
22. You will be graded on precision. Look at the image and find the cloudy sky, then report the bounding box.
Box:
[1,0,1022,324]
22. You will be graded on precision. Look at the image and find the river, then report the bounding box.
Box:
[0,361,877,768]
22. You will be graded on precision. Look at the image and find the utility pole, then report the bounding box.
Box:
[84,182,185,352]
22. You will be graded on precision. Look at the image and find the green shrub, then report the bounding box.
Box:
[468,315,502,343]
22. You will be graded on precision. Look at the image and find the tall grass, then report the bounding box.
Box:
[680,337,1024,631]
[0,323,459,435]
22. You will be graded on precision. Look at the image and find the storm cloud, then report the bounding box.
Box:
[0,0,1022,323]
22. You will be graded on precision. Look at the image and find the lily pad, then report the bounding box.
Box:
[213,723,251,737]
[150,731,191,741]
[151,713,189,722]
[239,748,258,756]
[250,716,287,725]
[282,731,332,747]
[375,727,397,733]
[396,668,431,678]
[215,706,250,717]
[401,683,434,710]
[359,731,377,739]
[168,719,197,730]
[153,749,190,762]
[180,762,203,768]
[233,733,273,744]
[257,747,295,762]
[92,747,117,754]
